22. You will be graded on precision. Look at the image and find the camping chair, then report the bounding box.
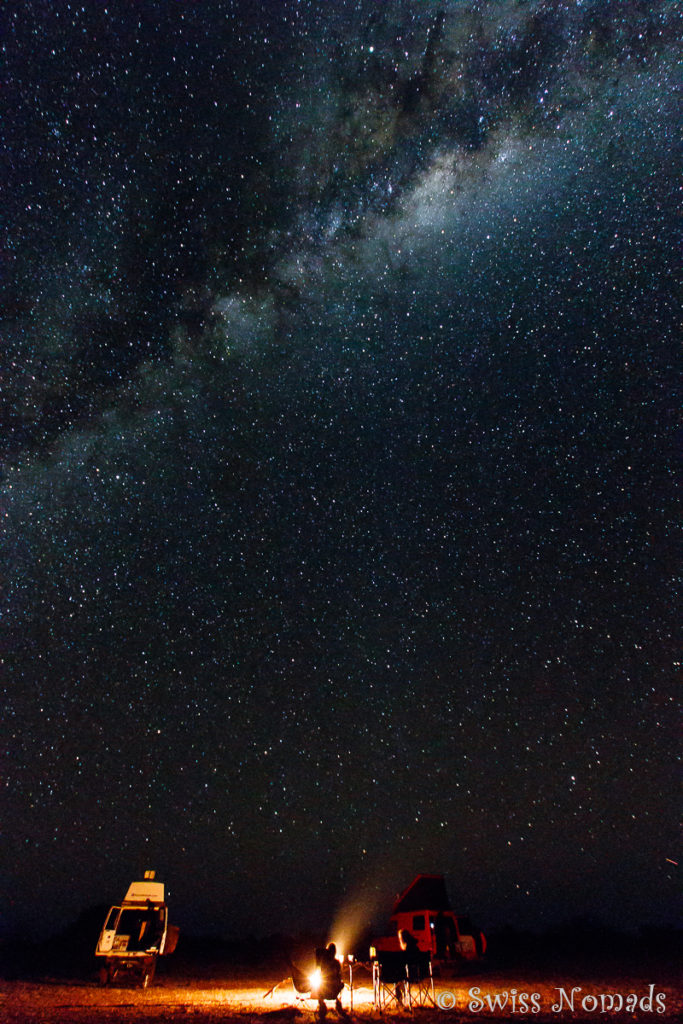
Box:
[372,950,436,1011]
[267,956,350,1018]
[263,959,313,1004]
[405,951,436,1008]
[372,951,410,1011]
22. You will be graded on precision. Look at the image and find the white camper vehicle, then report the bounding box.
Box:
[95,872,178,987]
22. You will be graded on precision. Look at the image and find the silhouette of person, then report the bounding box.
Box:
[315,943,345,1019]
[445,916,458,959]
[399,929,420,960]
[435,912,447,959]
[394,929,420,1004]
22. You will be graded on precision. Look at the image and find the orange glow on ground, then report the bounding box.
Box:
[3,970,682,1022]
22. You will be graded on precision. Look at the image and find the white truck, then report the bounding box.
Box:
[95,872,179,987]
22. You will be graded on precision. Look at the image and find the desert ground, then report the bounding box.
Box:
[2,961,681,1024]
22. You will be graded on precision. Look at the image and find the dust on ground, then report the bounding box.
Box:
[1,964,681,1024]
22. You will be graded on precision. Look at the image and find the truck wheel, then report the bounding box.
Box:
[98,966,109,986]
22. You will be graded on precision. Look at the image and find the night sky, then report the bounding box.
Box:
[2,1,680,945]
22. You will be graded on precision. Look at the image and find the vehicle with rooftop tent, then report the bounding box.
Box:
[95,871,179,987]
[371,874,486,967]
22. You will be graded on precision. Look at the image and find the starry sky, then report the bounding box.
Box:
[1,1,680,944]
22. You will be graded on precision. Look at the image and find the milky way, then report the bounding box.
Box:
[2,1,680,942]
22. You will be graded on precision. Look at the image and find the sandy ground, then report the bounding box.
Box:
[1,966,681,1024]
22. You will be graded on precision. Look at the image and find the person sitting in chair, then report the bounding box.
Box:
[315,943,345,1019]
[399,929,420,960]
[394,929,421,1004]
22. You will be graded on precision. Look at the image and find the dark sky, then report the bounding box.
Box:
[1,1,680,944]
